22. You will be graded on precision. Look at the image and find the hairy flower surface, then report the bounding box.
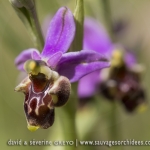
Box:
[78,18,146,112]
[15,7,110,130]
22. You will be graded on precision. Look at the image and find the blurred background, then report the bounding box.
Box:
[1,0,150,150]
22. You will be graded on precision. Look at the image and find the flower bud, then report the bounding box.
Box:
[9,0,34,10]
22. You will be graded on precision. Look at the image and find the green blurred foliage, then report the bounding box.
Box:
[1,0,150,150]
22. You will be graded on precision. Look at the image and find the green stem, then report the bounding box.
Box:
[109,102,122,150]
[109,102,120,140]
[60,83,78,150]
[9,0,44,50]
[101,0,122,147]
[101,0,115,41]
[28,6,44,50]
[70,0,84,51]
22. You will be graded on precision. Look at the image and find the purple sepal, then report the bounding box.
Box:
[41,7,75,58]
[57,50,110,82]
[15,48,39,71]
[78,71,100,98]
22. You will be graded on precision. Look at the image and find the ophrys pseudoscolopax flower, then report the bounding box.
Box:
[15,7,110,131]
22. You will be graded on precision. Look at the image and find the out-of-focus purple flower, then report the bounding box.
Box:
[78,18,113,100]
[83,18,113,59]
[15,7,110,131]
[78,18,146,112]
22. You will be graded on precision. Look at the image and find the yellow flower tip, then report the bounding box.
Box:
[27,124,39,132]
[136,103,148,113]
[24,59,40,75]
[111,49,124,67]
[29,61,36,70]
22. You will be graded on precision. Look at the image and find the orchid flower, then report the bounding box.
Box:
[14,7,110,131]
[78,18,146,112]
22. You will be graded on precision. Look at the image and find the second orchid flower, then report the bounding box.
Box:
[78,18,146,112]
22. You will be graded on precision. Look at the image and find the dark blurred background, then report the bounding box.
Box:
[1,0,150,150]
